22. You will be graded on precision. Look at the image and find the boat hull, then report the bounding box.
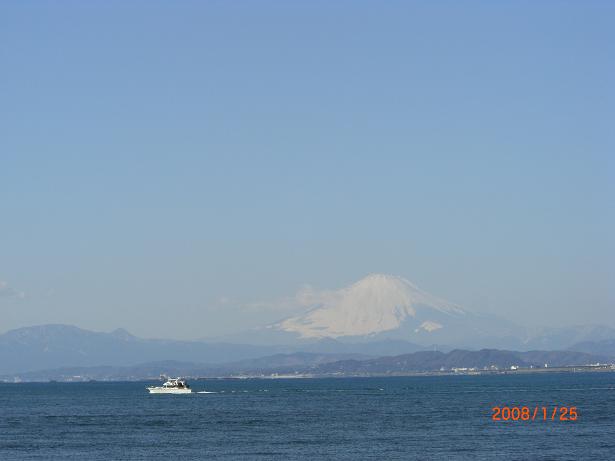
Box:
[147,387,192,394]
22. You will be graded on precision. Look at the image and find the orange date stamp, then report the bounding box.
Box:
[491,406,578,422]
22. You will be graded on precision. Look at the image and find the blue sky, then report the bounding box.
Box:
[1,1,613,338]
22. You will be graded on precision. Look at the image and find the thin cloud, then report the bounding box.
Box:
[0,281,25,299]
[239,284,339,312]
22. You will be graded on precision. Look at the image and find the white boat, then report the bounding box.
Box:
[147,376,192,394]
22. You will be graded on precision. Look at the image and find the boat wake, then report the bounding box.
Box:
[197,391,217,394]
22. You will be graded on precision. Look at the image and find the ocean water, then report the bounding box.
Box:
[1,372,614,460]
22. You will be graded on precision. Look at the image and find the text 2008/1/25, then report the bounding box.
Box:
[491,406,578,422]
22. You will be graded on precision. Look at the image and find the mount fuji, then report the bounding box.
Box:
[277,274,467,339]
[244,274,525,349]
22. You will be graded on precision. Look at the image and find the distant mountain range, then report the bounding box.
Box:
[567,339,615,357]
[0,324,423,374]
[1,322,614,381]
[312,349,611,375]
[4,349,611,382]
[0,324,277,374]
[1,274,614,375]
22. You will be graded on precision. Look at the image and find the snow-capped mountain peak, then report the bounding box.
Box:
[276,274,466,339]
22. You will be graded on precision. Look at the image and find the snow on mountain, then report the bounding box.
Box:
[275,274,468,339]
